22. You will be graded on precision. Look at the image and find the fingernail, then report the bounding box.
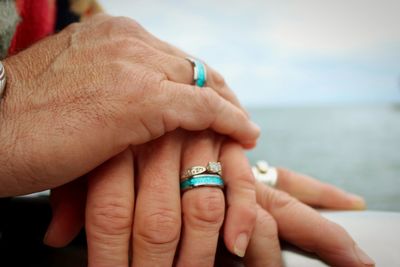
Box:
[354,245,375,266]
[349,194,366,210]
[43,228,51,245]
[243,141,257,149]
[250,121,261,133]
[234,233,249,257]
[43,219,54,245]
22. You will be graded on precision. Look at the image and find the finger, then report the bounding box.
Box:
[256,182,375,267]
[243,205,281,267]
[85,149,134,267]
[117,21,246,112]
[219,141,257,257]
[155,54,245,111]
[276,168,366,210]
[132,133,182,267]
[44,178,86,247]
[76,18,245,114]
[160,80,260,147]
[176,131,225,267]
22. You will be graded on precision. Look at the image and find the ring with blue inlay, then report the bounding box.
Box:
[186,57,207,87]
[180,174,224,192]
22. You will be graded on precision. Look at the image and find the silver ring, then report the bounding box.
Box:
[186,57,207,87]
[0,61,6,98]
[252,160,278,187]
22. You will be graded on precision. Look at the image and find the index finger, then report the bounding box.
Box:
[256,182,375,267]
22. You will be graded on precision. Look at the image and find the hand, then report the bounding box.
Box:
[44,134,372,267]
[44,130,258,267]
[242,181,374,267]
[273,167,365,210]
[0,14,260,197]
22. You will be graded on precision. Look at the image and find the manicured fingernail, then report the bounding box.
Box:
[234,233,249,257]
[349,194,366,210]
[354,245,375,266]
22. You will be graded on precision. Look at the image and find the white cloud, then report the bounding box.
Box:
[99,0,400,106]
[255,0,400,56]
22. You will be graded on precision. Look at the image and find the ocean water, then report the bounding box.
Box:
[247,105,400,212]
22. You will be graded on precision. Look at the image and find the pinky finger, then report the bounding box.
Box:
[243,205,282,267]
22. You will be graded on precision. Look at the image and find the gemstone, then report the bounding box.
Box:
[207,162,222,174]
[256,160,269,173]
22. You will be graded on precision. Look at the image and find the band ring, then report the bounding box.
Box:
[186,57,207,87]
[181,162,222,180]
[0,61,6,98]
[180,174,224,192]
[252,160,278,187]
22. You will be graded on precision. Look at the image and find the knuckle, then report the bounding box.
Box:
[311,219,351,252]
[116,16,143,30]
[200,88,220,113]
[89,198,133,236]
[109,38,137,55]
[184,189,225,229]
[234,168,256,188]
[107,16,135,28]
[240,204,257,225]
[135,208,181,245]
[99,16,142,37]
[272,190,298,211]
[257,209,278,239]
[106,61,133,87]
[261,187,298,212]
[211,70,226,88]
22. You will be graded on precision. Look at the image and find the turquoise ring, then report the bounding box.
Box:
[180,174,224,192]
[186,57,207,87]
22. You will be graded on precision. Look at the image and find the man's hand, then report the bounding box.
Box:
[0,14,259,197]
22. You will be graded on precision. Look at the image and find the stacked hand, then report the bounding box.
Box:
[0,14,374,267]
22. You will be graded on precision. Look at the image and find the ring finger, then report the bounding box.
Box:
[175,131,225,267]
[116,25,245,111]
[113,38,246,114]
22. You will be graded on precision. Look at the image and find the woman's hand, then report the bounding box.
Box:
[242,181,374,267]
[273,167,366,210]
[0,14,260,197]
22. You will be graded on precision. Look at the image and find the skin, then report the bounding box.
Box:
[1,13,260,265]
[45,132,374,267]
[45,130,257,267]
[0,14,260,197]
[0,12,374,267]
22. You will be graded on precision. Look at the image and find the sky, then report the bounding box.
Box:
[99,0,400,107]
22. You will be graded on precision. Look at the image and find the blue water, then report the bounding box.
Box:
[247,105,400,211]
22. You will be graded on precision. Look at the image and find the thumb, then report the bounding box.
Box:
[43,178,86,247]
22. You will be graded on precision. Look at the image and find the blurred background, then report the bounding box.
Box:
[99,0,400,211]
